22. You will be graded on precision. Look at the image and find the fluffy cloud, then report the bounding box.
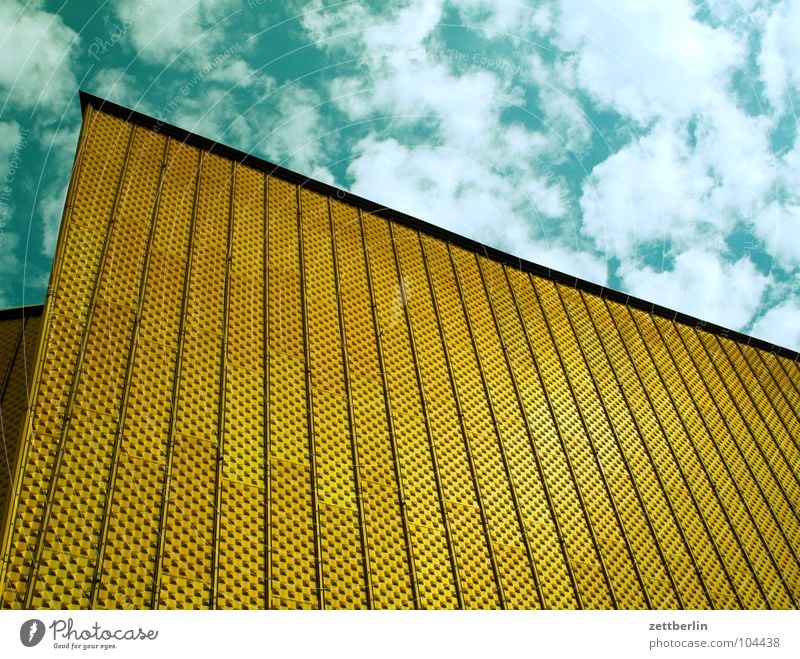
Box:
[618,248,768,330]
[112,0,240,65]
[556,0,742,123]
[301,0,588,283]
[758,0,800,111]
[451,0,554,36]
[750,298,800,350]
[346,136,575,272]
[751,202,800,270]
[580,122,711,259]
[0,0,79,109]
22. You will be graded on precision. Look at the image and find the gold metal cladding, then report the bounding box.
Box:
[1,100,799,609]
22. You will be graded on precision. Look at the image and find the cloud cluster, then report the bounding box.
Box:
[1,0,798,350]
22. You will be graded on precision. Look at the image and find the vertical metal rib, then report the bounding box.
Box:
[604,299,734,607]
[471,252,549,608]
[666,323,793,607]
[623,307,746,607]
[418,237,504,608]
[552,284,662,608]
[150,150,205,609]
[497,264,583,608]
[740,345,800,457]
[708,335,800,494]
[88,136,171,608]
[536,277,646,606]
[263,175,272,610]
[445,246,537,609]
[24,124,138,609]
[390,226,462,608]
[524,274,618,608]
[0,106,95,603]
[329,199,374,609]
[358,209,419,609]
[578,290,708,608]
[728,342,800,461]
[296,188,325,610]
[210,161,237,609]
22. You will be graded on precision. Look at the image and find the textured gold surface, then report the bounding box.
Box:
[1,102,798,609]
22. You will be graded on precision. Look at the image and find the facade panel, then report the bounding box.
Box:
[0,95,798,609]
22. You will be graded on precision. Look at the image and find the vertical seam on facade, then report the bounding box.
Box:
[525,274,619,608]
[770,353,800,404]
[603,299,733,607]
[263,174,272,610]
[418,236,502,608]
[88,135,171,608]
[506,267,599,609]
[150,149,205,609]
[358,209,419,609]
[668,324,794,606]
[0,105,95,603]
[535,279,648,607]
[499,264,583,608]
[391,226,463,609]
[450,248,541,609]
[664,321,789,607]
[296,187,325,610]
[709,336,800,494]
[329,199,374,609]
[552,284,661,609]
[24,124,138,609]
[473,255,551,609]
[210,161,236,609]
[744,347,800,457]
[624,308,746,607]
[578,291,699,607]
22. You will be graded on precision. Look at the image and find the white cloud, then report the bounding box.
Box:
[346,136,572,268]
[751,202,800,270]
[580,122,712,258]
[556,0,742,122]
[750,298,800,350]
[89,68,136,105]
[112,0,239,65]
[580,91,778,258]
[0,0,79,109]
[260,84,332,176]
[37,124,81,255]
[758,0,800,111]
[618,248,769,330]
[297,0,598,285]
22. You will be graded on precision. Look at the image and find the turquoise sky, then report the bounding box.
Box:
[1,0,799,350]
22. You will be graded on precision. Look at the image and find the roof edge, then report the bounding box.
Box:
[0,305,44,322]
[78,91,800,363]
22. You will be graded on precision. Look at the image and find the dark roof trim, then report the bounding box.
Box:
[0,305,44,322]
[78,91,800,363]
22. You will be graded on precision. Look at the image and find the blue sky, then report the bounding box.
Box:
[1,0,799,351]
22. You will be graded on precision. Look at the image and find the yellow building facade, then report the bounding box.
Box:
[0,93,798,609]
